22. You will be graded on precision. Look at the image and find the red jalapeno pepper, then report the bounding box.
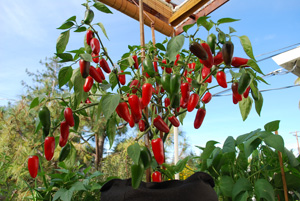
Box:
[129,80,140,94]
[187,93,199,112]
[28,155,39,178]
[202,66,212,83]
[132,55,139,69]
[153,115,169,133]
[89,66,102,83]
[152,171,162,182]
[99,58,111,73]
[168,116,180,127]
[44,136,55,161]
[116,102,131,123]
[151,138,164,165]
[231,57,249,67]
[128,95,142,123]
[118,70,126,85]
[83,76,93,92]
[199,43,213,68]
[216,71,227,88]
[96,67,105,80]
[59,121,69,147]
[231,82,242,101]
[139,120,146,132]
[180,82,190,103]
[142,83,153,106]
[213,51,223,65]
[90,38,100,54]
[86,30,94,46]
[202,92,212,104]
[194,108,206,129]
[64,107,74,127]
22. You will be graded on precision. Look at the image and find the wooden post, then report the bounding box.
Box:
[275,131,288,201]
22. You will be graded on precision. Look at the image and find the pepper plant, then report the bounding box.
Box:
[27,0,267,196]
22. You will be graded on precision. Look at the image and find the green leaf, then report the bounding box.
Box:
[57,21,74,30]
[66,16,76,22]
[74,26,87,32]
[229,26,237,34]
[239,35,255,61]
[247,59,264,75]
[30,97,39,109]
[166,35,185,63]
[56,30,70,53]
[232,178,252,201]
[178,108,186,125]
[80,53,93,62]
[73,114,79,131]
[53,188,67,201]
[220,176,234,197]
[196,16,213,31]
[56,53,73,62]
[97,22,109,40]
[174,156,190,173]
[106,116,116,148]
[230,69,242,80]
[254,179,275,201]
[64,143,76,169]
[239,96,253,121]
[222,136,236,153]
[127,143,141,165]
[235,191,249,201]
[93,2,113,14]
[109,73,118,90]
[60,188,74,201]
[254,91,263,116]
[284,148,300,167]
[155,43,166,51]
[71,181,86,191]
[70,68,88,107]
[244,135,261,158]
[264,120,280,132]
[183,23,195,33]
[100,94,120,120]
[201,140,219,161]
[263,133,284,153]
[58,66,73,88]
[217,17,240,25]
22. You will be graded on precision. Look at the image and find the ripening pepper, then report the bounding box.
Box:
[202,92,212,104]
[216,71,227,88]
[151,138,164,165]
[44,136,55,161]
[222,41,234,66]
[152,171,162,182]
[153,115,169,133]
[194,108,206,129]
[142,83,153,106]
[28,155,39,178]
[187,93,199,112]
[199,43,214,68]
[189,42,208,60]
[128,95,142,123]
[168,116,180,127]
[99,58,111,73]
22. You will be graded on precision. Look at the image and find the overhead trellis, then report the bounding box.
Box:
[98,0,229,36]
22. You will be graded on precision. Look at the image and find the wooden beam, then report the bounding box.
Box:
[98,0,174,36]
[169,0,211,26]
[143,0,173,19]
[175,0,229,35]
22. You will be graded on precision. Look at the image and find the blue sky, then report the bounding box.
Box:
[0,0,299,156]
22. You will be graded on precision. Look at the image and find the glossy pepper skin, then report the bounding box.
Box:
[216,71,227,88]
[232,94,238,104]
[132,55,139,69]
[170,74,181,95]
[64,107,74,127]
[174,54,180,66]
[199,43,214,68]
[90,38,100,54]
[83,9,94,24]
[222,41,234,66]
[194,108,206,129]
[180,96,188,108]
[79,59,90,78]
[139,120,146,132]
[231,57,249,67]
[168,116,180,127]
[89,66,102,83]
[238,72,251,94]
[143,55,155,77]
[99,58,111,73]
[153,115,169,133]
[213,51,223,65]
[202,92,212,104]
[140,146,152,169]
[116,102,131,123]
[189,42,208,60]
[180,82,190,103]
[39,106,51,138]
[129,80,140,94]
[243,86,251,98]
[151,138,164,165]
[128,95,142,123]
[153,61,158,72]
[187,93,200,112]
[59,121,69,147]
[83,76,93,92]
[92,53,99,63]
[207,33,217,55]
[44,136,55,161]
[232,82,242,101]
[170,93,180,109]
[129,115,135,128]
[161,73,171,93]
[142,83,153,106]
[96,67,105,80]
[152,171,162,182]
[164,98,170,108]
[86,30,94,46]
[118,70,126,85]
[28,155,39,178]
[202,66,212,83]
[59,143,71,162]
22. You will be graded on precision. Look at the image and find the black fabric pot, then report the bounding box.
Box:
[100,172,218,201]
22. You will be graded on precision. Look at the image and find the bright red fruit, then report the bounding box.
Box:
[231,82,242,101]
[213,51,223,65]
[90,38,100,54]
[187,93,199,112]
[202,66,212,83]
[153,115,169,133]
[187,77,192,83]
[85,98,91,104]
[92,52,99,63]
[99,58,111,73]
[96,67,105,80]
[79,59,90,78]
[83,76,94,92]
[129,115,135,128]
[199,43,213,68]
[180,96,188,108]
[168,116,180,127]
[28,155,39,178]
[174,54,180,66]
[139,120,146,132]
[64,107,74,127]
[59,121,69,147]
[44,136,55,161]
[194,108,206,129]
[243,86,251,98]
[202,92,212,104]
[232,94,238,104]
[164,98,170,108]
[129,80,140,94]
[142,83,152,106]
[116,102,131,123]
[153,61,158,72]
[118,70,126,85]
[180,83,190,103]
[231,57,249,67]
[89,66,102,83]
[151,138,164,165]
[86,30,94,46]
[152,171,162,182]
[132,55,139,69]
[216,71,227,88]
[128,95,142,123]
